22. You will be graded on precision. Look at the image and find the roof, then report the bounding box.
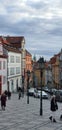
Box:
[5,36,25,48]
[50,53,60,64]
[3,44,21,54]
[0,36,23,53]
[0,36,9,45]
[0,36,25,49]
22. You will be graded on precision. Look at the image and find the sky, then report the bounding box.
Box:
[0,0,62,61]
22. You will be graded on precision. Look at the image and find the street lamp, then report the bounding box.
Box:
[38,57,45,116]
[26,70,31,104]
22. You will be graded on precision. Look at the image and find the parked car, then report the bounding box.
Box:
[34,90,40,98]
[42,91,48,99]
[28,88,36,96]
[34,90,48,99]
[43,87,52,94]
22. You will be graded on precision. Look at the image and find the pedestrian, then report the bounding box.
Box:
[49,94,58,122]
[21,86,24,97]
[18,87,21,99]
[1,92,7,110]
[7,91,11,100]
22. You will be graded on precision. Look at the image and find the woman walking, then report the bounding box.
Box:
[49,94,58,122]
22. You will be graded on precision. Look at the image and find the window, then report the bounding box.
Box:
[16,67,20,74]
[10,68,15,75]
[16,56,20,63]
[3,76,6,84]
[10,56,14,63]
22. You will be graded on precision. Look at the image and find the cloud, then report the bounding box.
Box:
[0,0,62,60]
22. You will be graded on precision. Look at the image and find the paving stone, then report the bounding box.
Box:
[0,94,62,130]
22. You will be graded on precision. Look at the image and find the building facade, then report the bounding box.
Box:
[5,36,26,77]
[45,62,52,88]
[0,43,7,94]
[7,51,22,92]
[59,49,62,88]
[25,50,32,73]
[0,36,25,92]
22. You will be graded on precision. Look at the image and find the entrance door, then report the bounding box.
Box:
[0,76,2,94]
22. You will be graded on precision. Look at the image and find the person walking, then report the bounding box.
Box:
[1,92,7,110]
[21,86,24,97]
[18,87,22,99]
[49,94,58,122]
[7,91,11,100]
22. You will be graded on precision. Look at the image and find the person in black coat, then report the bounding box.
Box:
[1,92,7,110]
[49,94,58,122]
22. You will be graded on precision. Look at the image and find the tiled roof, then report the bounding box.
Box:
[3,44,21,54]
[0,36,23,53]
[5,36,25,48]
[0,36,9,45]
[0,36,25,48]
[50,56,56,64]
[50,53,60,64]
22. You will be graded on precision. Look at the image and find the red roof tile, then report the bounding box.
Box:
[0,36,9,45]
[5,36,25,48]
[3,44,21,53]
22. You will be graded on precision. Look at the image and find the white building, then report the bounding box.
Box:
[0,42,7,94]
[4,45,22,92]
[5,36,26,77]
[0,36,26,92]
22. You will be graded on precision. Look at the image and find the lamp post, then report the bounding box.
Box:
[38,57,45,116]
[26,70,31,104]
[7,81,9,92]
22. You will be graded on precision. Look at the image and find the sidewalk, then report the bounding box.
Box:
[0,93,62,130]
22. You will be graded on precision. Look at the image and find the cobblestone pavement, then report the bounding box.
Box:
[0,94,62,130]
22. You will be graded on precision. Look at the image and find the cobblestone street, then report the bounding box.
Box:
[0,94,62,130]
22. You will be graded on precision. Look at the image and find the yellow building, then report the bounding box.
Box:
[50,54,60,89]
[33,57,45,89]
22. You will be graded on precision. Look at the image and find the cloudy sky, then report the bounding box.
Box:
[0,0,62,60]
